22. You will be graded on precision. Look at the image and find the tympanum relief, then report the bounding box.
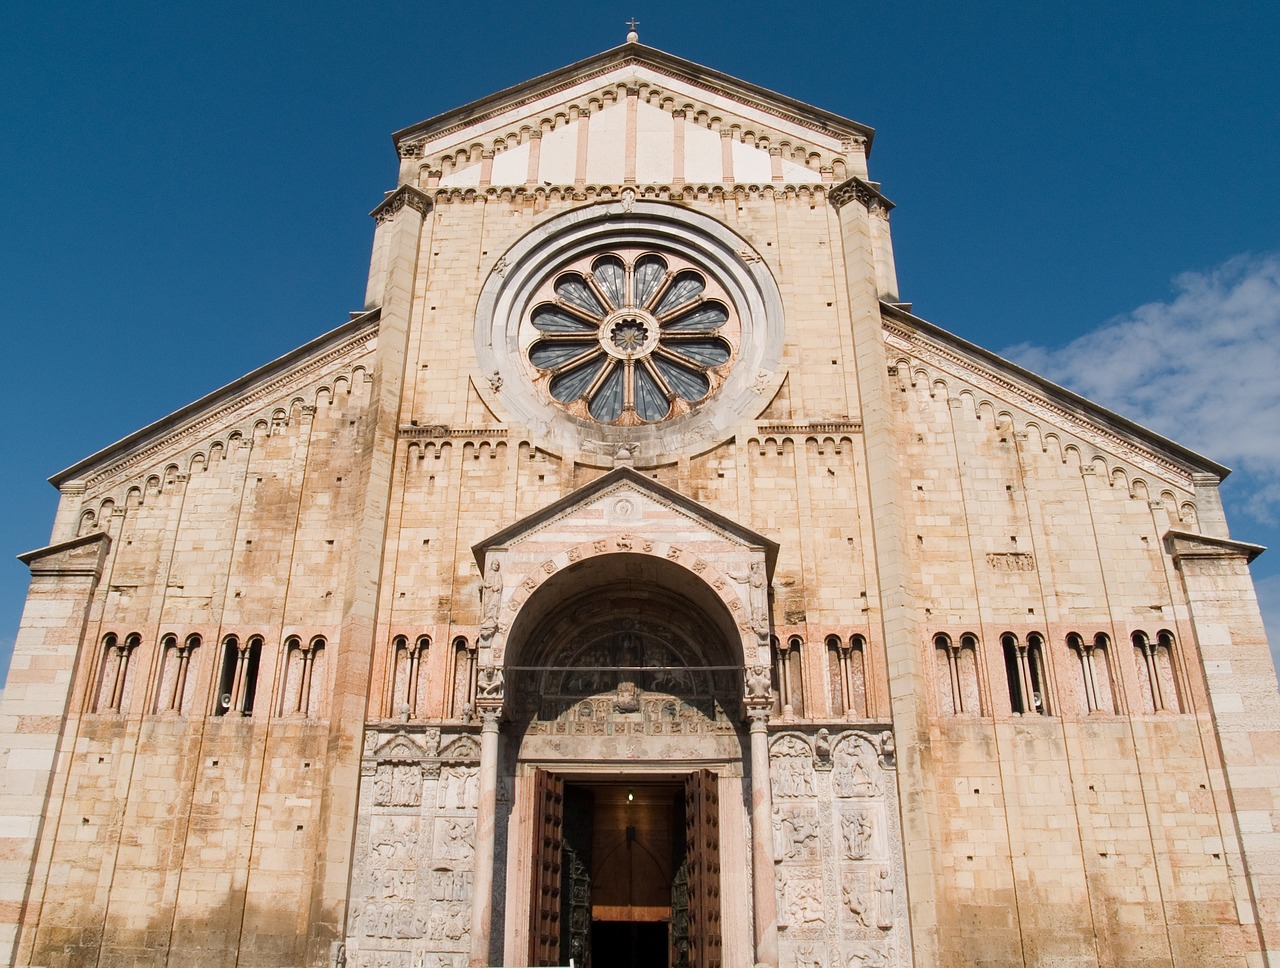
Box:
[348,728,480,968]
[511,617,744,764]
[771,728,911,968]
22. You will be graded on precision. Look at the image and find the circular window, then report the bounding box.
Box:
[474,200,784,463]
[524,249,738,425]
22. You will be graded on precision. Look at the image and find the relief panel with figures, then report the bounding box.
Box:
[771,728,911,968]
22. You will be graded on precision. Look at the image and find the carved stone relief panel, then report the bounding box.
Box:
[348,726,481,968]
[770,727,912,968]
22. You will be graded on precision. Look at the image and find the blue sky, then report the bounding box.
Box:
[2,1,1277,678]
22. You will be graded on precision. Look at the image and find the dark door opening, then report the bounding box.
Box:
[530,773,721,968]
[592,921,668,968]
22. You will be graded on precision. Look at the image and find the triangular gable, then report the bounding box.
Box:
[396,43,871,153]
[396,44,871,190]
[879,301,1229,486]
[438,735,480,763]
[50,309,381,491]
[370,731,430,761]
[473,466,778,572]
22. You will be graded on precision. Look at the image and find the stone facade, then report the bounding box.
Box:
[1,39,1278,968]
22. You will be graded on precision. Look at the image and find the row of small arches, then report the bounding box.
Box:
[425,88,843,175]
[770,633,873,720]
[75,365,372,535]
[424,183,839,205]
[384,634,477,723]
[933,629,1184,719]
[90,631,329,720]
[891,357,1200,524]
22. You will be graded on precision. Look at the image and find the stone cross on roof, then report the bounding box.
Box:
[626,17,639,43]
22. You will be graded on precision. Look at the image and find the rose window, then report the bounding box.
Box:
[524,249,737,424]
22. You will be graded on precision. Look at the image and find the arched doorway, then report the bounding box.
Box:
[499,555,748,968]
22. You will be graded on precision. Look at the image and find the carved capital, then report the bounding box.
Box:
[370,185,433,224]
[828,175,895,214]
[396,139,426,159]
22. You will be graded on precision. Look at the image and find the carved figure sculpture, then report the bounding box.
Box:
[746,664,771,701]
[843,880,872,928]
[790,878,825,924]
[876,866,895,930]
[842,809,874,860]
[477,665,503,699]
[479,559,503,637]
[728,561,770,636]
[780,810,820,861]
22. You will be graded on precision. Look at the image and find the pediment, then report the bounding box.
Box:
[395,44,872,189]
[473,466,778,571]
[370,731,430,762]
[438,735,480,763]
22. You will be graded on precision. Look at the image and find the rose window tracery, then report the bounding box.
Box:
[524,249,737,424]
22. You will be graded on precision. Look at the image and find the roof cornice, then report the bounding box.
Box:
[392,43,873,152]
[879,301,1230,482]
[50,308,382,488]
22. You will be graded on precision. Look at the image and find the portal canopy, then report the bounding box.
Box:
[472,467,778,678]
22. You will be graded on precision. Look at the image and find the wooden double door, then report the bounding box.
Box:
[529,770,722,968]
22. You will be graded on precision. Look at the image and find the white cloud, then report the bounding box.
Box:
[1004,252,1280,513]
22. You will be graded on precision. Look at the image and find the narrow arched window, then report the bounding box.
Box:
[391,635,429,719]
[1133,631,1160,713]
[214,635,261,717]
[779,635,805,718]
[1002,633,1026,713]
[936,632,981,715]
[93,633,116,711]
[826,635,845,716]
[1001,633,1051,716]
[282,635,325,717]
[157,633,199,713]
[828,634,868,718]
[1090,633,1116,713]
[1156,631,1183,713]
[1070,632,1115,714]
[1026,633,1050,715]
[94,632,138,713]
[450,636,475,720]
[769,636,784,718]
[1134,630,1183,713]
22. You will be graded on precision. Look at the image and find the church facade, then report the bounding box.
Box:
[1,40,1278,968]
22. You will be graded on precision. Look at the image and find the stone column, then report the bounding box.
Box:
[470,706,502,968]
[748,705,777,968]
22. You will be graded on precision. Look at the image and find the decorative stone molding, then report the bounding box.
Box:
[828,175,895,213]
[67,327,378,494]
[756,420,863,436]
[882,314,1204,487]
[370,185,433,223]
[398,425,509,440]
[396,139,426,159]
